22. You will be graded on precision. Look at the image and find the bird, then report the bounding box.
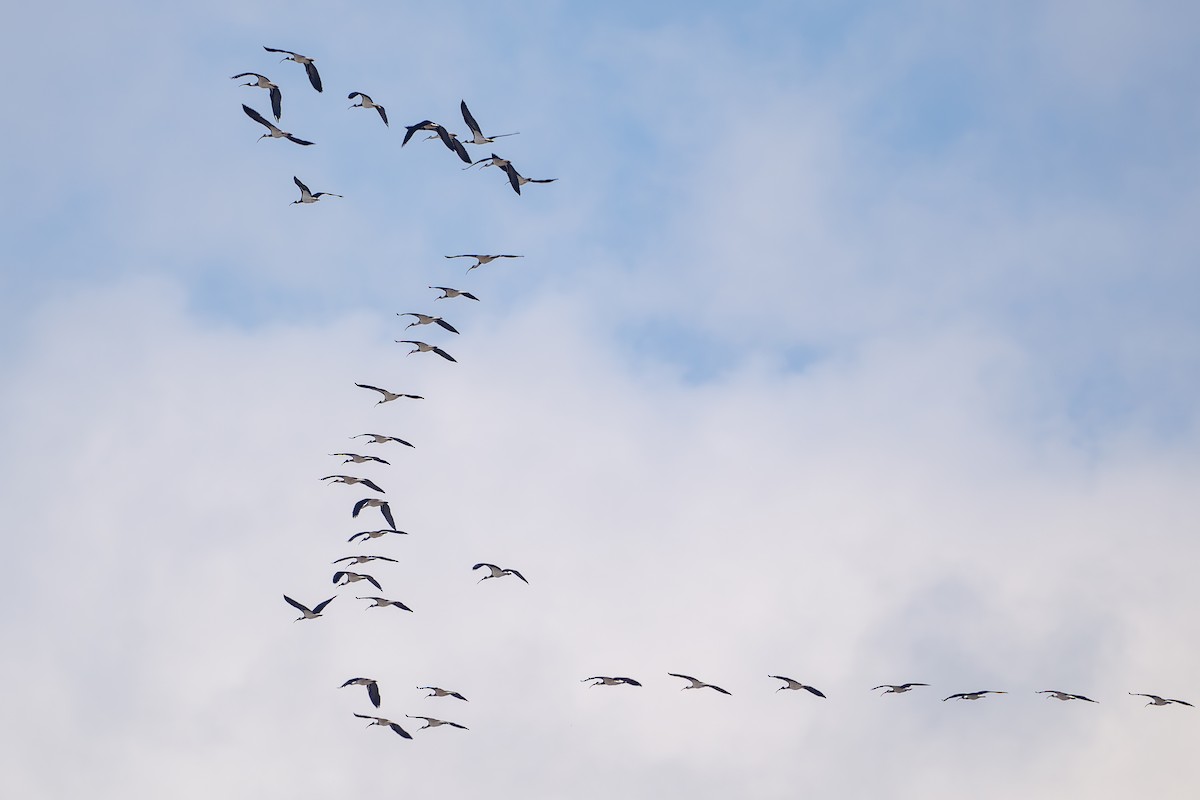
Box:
[332,571,383,591]
[472,563,529,583]
[242,105,313,145]
[353,714,412,738]
[1037,690,1097,703]
[406,715,468,731]
[401,120,470,163]
[769,676,826,697]
[263,47,322,91]
[352,497,397,530]
[430,286,479,302]
[348,528,409,543]
[331,453,390,465]
[352,433,415,447]
[943,691,1007,701]
[292,176,341,204]
[420,686,469,701]
[668,673,731,695]
[396,340,456,362]
[872,683,930,695]
[355,384,423,405]
[402,120,442,146]
[398,313,459,334]
[445,254,523,273]
[1129,693,1193,707]
[341,677,381,708]
[583,676,642,687]
[358,596,413,611]
[283,594,335,621]
[466,153,511,171]
[501,162,556,195]
[458,100,518,145]
[321,474,385,493]
[333,554,398,566]
[230,73,282,120]
[347,92,388,126]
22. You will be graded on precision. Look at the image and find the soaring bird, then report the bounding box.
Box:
[502,162,556,195]
[398,313,459,333]
[472,562,529,583]
[873,683,930,695]
[332,571,383,591]
[341,677,381,708]
[668,673,731,695]
[445,253,523,272]
[283,594,334,621]
[348,528,409,543]
[352,497,397,530]
[466,153,511,171]
[358,596,413,611]
[943,690,1007,701]
[402,120,441,146]
[354,384,423,405]
[292,176,341,204]
[430,286,479,302]
[230,73,282,120]
[1037,690,1097,703]
[401,120,469,162]
[352,433,415,447]
[331,453,391,465]
[348,92,388,125]
[242,105,313,145]
[419,686,469,701]
[583,676,642,687]
[264,47,322,91]
[322,474,385,493]
[1129,693,1193,707]
[459,100,518,145]
[333,554,398,566]
[396,340,456,362]
[354,714,412,738]
[406,715,468,731]
[770,676,826,697]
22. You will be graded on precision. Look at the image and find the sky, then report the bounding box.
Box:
[2,0,1199,797]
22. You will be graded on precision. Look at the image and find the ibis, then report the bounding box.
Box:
[283,594,335,621]
[241,104,312,145]
[1037,690,1097,702]
[333,554,398,566]
[354,714,412,739]
[668,673,731,695]
[348,92,388,126]
[292,176,341,204]
[445,253,523,273]
[406,715,468,731]
[230,73,282,120]
[1129,693,1193,707]
[353,433,415,447]
[459,100,518,145]
[398,312,459,333]
[341,677,381,708]
[348,528,409,543]
[264,47,322,92]
[402,120,441,146]
[355,383,423,405]
[770,676,826,697]
[473,562,529,583]
[419,686,468,701]
[430,286,479,302]
[943,690,1007,701]
[873,683,930,695]
[352,497,397,530]
[322,474,385,493]
[583,676,642,687]
[396,340,456,362]
[358,596,413,611]
[331,453,390,465]
[332,570,383,591]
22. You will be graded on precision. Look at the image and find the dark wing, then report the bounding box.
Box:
[263,46,295,55]
[269,86,282,120]
[348,91,363,100]
[1073,694,1098,703]
[312,596,335,613]
[352,498,369,517]
[390,600,413,612]
[368,682,381,708]
[332,571,347,584]
[364,574,383,591]
[619,678,642,686]
[709,685,732,695]
[446,722,468,729]
[435,318,459,334]
[442,128,472,164]
[1171,699,1195,707]
[376,106,388,126]
[943,693,965,701]
[460,100,482,137]
[507,569,529,584]
[460,291,479,301]
[449,691,467,701]
[230,72,264,79]
[283,594,309,613]
[242,104,272,130]
[340,677,367,687]
[379,502,397,530]
[473,562,498,571]
[285,135,314,146]
[359,478,385,493]
[304,61,322,92]
[803,686,827,698]
[348,531,367,542]
[667,673,697,682]
[402,121,434,146]
[502,162,522,194]
[388,722,412,738]
[432,347,457,362]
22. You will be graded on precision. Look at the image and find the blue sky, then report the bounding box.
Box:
[2,1,1199,797]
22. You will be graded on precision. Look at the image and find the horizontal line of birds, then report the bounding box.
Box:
[234,47,555,195]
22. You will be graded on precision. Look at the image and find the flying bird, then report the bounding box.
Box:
[402,120,441,146]
[353,714,412,739]
[419,686,469,701]
[348,528,409,543]
[769,676,826,697]
[472,562,529,583]
[353,433,415,447]
[466,153,511,171]
[445,254,523,273]
[583,676,642,687]
[459,100,518,145]
[406,715,468,731]
[430,286,479,302]
[1037,690,1097,703]
[358,596,413,611]
[352,497,397,530]
[668,673,731,695]
[283,594,335,621]
[398,313,459,333]
[347,92,388,125]
[321,475,385,493]
[332,571,383,591]
[1129,693,1193,707]
[264,47,322,91]
[355,384,423,405]
[341,677,381,708]
[292,176,341,204]
[873,683,930,695]
[396,340,456,362]
[943,691,1007,701]
[333,554,398,566]
[230,73,282,120]
[331,453,390,465]
[502,162,556,195]
[242,105,313,145]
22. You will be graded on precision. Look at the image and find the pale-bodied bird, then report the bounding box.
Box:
[944,690,1007,701]
[332,571,383,591]
[770,676,826,697]
[420,686,468,701]
[242,105,313,145]
[358,596,413,611]
[341,677,381,708]
[668,673,731,695]
[873,683,930,695]
[264,47,322,91]
[459,100,518,145]
[355,383,423,405]
[406,715,467,731]
[1037,690,1097,702]
[352,497,397,530]
[396,340,456,362]
[292,176,341,204]
[331,453,390,465]
[353,433,415,448]
[502,162,556,195]
[445,253,523,273]
[348,528,409,543]
[466,153,511,171]
[348,92,388,126]
[402,120,441,146]
[398,312,459,333]
[230,73,282,120]
[333,554,398,566]
[583,676,642,687]
[430,286,479,302]
[284,594,334,621]
[322,474,385,493]
[1129,693,1193,707]
[354,714,411,739]
[473,562,529,583]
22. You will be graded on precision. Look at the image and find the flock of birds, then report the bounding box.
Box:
[234,45,1191,745]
